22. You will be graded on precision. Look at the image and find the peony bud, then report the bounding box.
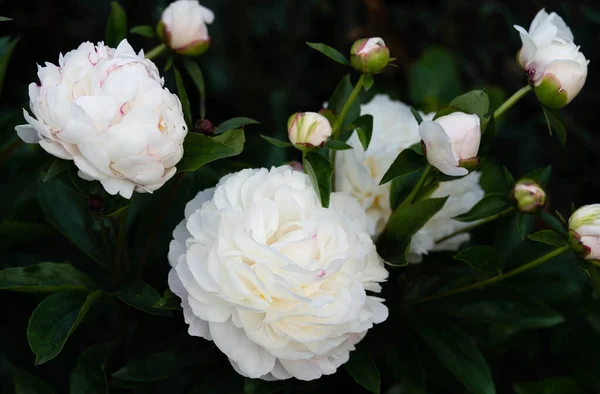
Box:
[512,179,546,213]
[349,38,390,75]
[287,112,332,149]
[514,9,589,108]
[158,0,214,56]
[419,112,481,176]
[569,204,600,260]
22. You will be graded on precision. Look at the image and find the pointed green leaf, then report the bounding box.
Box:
[153,288,182,310]
[182,58,206,118]
[344,346,380,394]
[214,117,260,135]
[363,74,374,91]
[69,343,114,394]
[129,25,155,37]
[174,66,192,126]
[0,262,96,293]
[454,193,512,222]
[105,2,127,47]
[260,135,293,148]
[352,114,373,151]
[454,246,502,274]
[380,149,426,185]
[179,129,245,172]
[28,290,102,365]
[115,279,172,317]
[306,42,350,66]
[523,165,552,187]
[325,140,353,150]
[541,105,567,145]
[0,17,13,22]
[447,89,490,130]
[410,106,424,125]
[14,368,56,394]
[303,152,332,208]
[528,230,567,247]
[43,159,69,182]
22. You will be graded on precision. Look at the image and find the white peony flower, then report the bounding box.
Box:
[334,95,484,259]
[168,166,388,381]
[15,40,187,199]
[569,204,600,261]
[159,0,214,56]
[514,9,589,108]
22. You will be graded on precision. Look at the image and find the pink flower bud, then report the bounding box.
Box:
[287,112,332,149]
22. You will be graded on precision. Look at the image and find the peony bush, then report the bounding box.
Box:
[0,2,598,393]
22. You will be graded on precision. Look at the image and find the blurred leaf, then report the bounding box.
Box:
[179,129,245,172]
[182,59,206,119]
[454,246,502,274]
[0,262,95,292]
[327,75,360,127]
[454,193,512,222]
[129,25,155,37]
[380,149,426,185]
[522,166,552,187]
[541,106,567,146]
[70,343,113,394]
[408,317,495,394]
[38,180,106,266]
[153,288,182,310]
[260,135,292,148]
[409,48,460,111]
[303,151,332,208]
[410,107,424,124]
[514,376,582,394]
[0,17,12,22]
[28,290,102,365]
[539,211,568,236]
[0,36,19,97]
[528,230,567,247]
[444,90,491,131]
[105,1,127,47]
[214,117,260,135]
[14,368,56,394]
[0,221,56,249]
[305,42,350,66]
[480,159,513,194]
[352,115,373,151]
[389,170,423,209]
[344,346,380,394]
[43,159,68,182]
[174,67,192,126]
[115,279,172,317]
[244,379,285,394]
[112,348,199,382]
[325,140,352,150]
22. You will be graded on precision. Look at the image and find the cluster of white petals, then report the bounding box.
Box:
[168,166,388,381]
[16,40,187,198]
[334,95,484,259]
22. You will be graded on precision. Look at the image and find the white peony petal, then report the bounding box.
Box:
[15,125,41,143]
[419,120,466,176]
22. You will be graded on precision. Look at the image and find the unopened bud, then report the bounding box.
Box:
[349,37,390,75]
[512,180,546,213]
[287,112,332,150]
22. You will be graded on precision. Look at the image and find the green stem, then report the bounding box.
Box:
[96,217,112,265]
[145,43,167,60]
[493,85,532,120]
[113,212,126,288]
[409,244,571,305]
[399,165,432,208]
[437,206,516,244]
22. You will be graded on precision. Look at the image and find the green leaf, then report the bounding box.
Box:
[344,346,380,394]
[174,66,192,126]
[164,56,173,72]
[43,159,68,182]
[182,58,206,119]
[14,368,56,394]
[408,317,495,394]
[69,343,113,394]
[450,288,564,330]
[447,90,490,130]
[541,105,567,145]
[410,107,424,125]
[454,193,512,222]
[38,180,106,266]
[325,140,353,150]
[409,47,460,112]
[305,42,350,66]
[129,25,155,37]
[514,376,582,394]
[28,290,102,365]
[214,117,260,135]
[327,75,360,127]
[528,230,567,247]
[0,36,19,97]
[380,149,426,185]
[153,288,182,310]
[179,129,245,172]
[0,221,56,249]
[115,279,172,317]
[105,2,127,47]
[303,152,332,208]
[0,17,13,22]
[112,348,199,382]
[0,262,96,293]
[260,135,293,148]
[352,115,373,151]
[363,74,374,91]
[454,246,502,274]
[523,165,552,187]
[244,379,285,394]
[539,211,568,236]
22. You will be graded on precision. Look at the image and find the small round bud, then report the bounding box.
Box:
[287,112,332,150]
[512,180,546,213]
[194,118,214,135]
[569,204,600,260]
[349,37,390,75]
[88,195,104,212]
[158,0,214,57]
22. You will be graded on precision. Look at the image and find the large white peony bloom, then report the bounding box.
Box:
[168,166,388,381]
[334,95,484,259]
[16,40,187,199]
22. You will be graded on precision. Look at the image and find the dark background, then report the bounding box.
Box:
[1,1,600,393]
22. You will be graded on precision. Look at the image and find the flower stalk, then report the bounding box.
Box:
[493,85,532,120]
[437,206,517,243]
